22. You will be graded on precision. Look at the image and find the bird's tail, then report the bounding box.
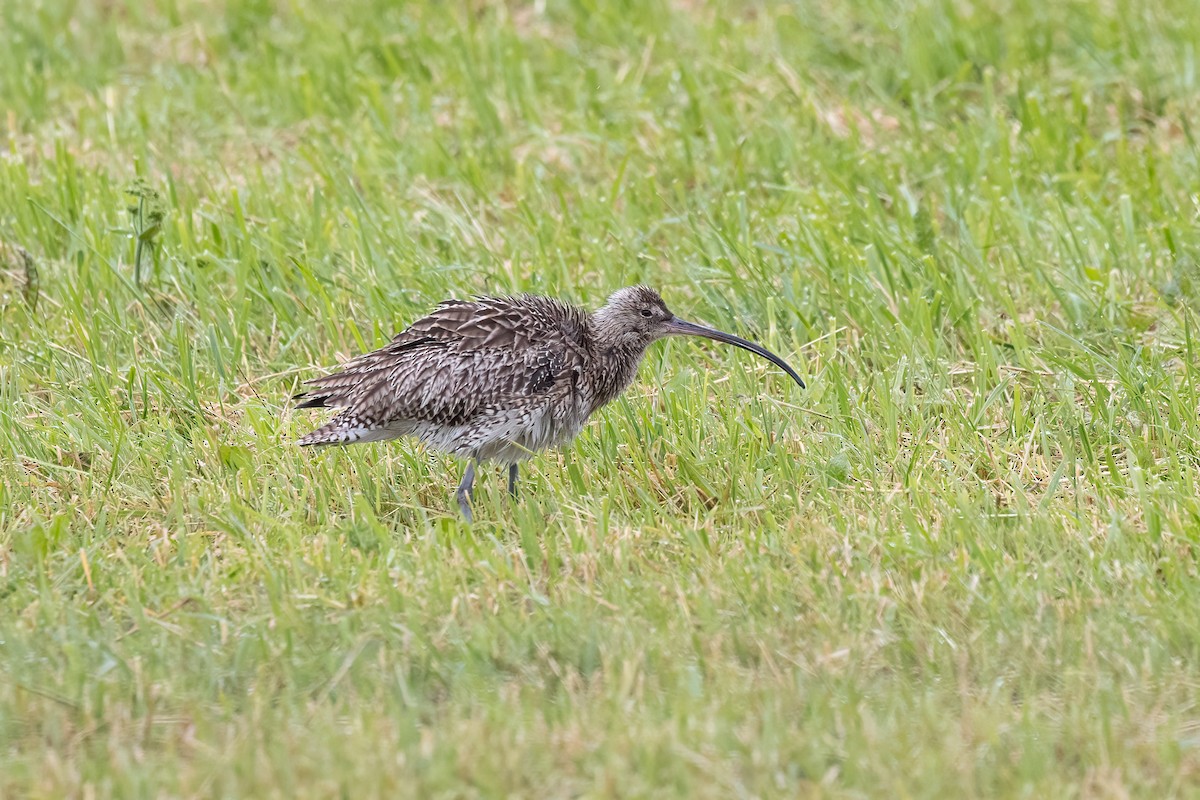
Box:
[297,412,405,447]
[297,412,367,447]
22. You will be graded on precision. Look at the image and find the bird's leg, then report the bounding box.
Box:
[456,461,476,523]
[507,463,519,499]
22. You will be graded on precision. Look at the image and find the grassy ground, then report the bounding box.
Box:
[2,0,1200,795]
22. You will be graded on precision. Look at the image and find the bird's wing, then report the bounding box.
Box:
[295,295,588,438]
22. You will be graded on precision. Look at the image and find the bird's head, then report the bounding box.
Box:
[593,285,806,389]
[594,285,676,346]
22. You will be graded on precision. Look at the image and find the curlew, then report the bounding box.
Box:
[294,286,806,521]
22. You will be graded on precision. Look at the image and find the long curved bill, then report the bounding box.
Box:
[664,317,806,390]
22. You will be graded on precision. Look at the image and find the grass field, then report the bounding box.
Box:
[3,0,1200,795]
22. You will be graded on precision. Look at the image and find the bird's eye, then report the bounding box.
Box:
[639,309,653,318]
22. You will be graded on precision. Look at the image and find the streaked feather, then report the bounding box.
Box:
[295,294,595,457]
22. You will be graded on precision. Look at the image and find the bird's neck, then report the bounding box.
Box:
[585,339,651,414]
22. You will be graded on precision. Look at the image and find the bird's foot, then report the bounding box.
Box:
[456,461,477,523]
[507,463,519,499]
[456,491,474,523]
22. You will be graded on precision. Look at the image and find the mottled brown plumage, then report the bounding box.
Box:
[294,286,805,520]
